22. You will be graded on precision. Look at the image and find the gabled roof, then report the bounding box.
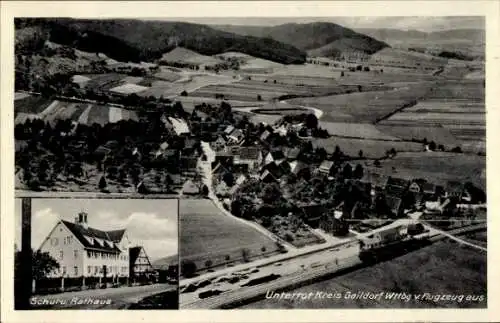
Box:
[182,179,200,194]
[238,147,261,160]
[61,220,122,253]
[106,229,126,243]
[268,150,285,160]
[319,160,334,172]
[285,147,301,160]
[260,130,271,141]
[229,129,244,139]
[386,177,410,189]
[129,246,152,267]
[385,195,403,215]
[289,161,307,174]
[224,125,235,135]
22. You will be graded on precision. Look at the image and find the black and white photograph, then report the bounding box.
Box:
[14,198,179,310]
[8,10,490,315]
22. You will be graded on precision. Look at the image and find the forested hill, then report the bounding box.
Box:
[214,22,389,56]
[14,18,307,64]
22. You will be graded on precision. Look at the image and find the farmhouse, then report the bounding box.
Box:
[284,147,301,161]
[227,129,245,145]
[233,147,263,170]
[212,136,227,152]
[264,150,285,165]
[385,195,404,217]
[445,181,465,200]
[129,246,155,280]
[38,212,130,278]
[318,160,335,175]
[167,117,190,136]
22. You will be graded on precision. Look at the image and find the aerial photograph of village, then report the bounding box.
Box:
[14,198,179,309]
[13,16,486,309]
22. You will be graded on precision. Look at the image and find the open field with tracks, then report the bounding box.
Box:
[180,199,280,275]
[243,240,486,309]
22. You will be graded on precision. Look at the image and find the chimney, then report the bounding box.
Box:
[76,211,89,229]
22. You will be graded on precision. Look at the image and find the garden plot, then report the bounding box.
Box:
[109,83,149,95]
[319,122,399,140]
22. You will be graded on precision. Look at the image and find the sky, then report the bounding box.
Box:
[15,198,178,262]
[144,16,484,32]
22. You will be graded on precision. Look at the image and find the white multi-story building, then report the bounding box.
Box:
[38,212,130,278]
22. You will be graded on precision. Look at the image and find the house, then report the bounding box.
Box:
[234,147,263,171]
[129,246,154,280]
[264,150,285,165]
[262,162,285,179]
[167,117,190,136]
[227,129,244,145]
[284,147,301,161]
[385,195,404,217]
[360,225,405,249]
[223,125,235,136]
[289,161,307,175]
[182,180,200,195]
[212,136,227,152]
[409,181,422,193]
[276,159,291,175]
[38,212,130,279]
[385,177,410,197]
[319,203,349,236]
[259,130,271,143]
[183,138,199,156]
[318,160,335,175]
[260,169,277,183]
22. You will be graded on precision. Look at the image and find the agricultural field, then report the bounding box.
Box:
[375,125,460,146]
[369,48,448,70]
[180,199,280,275]
[14,96,138,125]
[361,151,486,189]
[243,240,486,309]
[312,137,423,158]
[141,74,235,98]
[82,73,129,92]
[289,83,433,123]
[154,67,183,82]
[319,122,399,140]
[161,47,222,66]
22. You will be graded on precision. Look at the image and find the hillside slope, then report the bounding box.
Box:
[215,22,389,55]
[15,18,307,64]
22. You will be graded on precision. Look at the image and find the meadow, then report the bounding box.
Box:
[179,199,280,275]
[312,137,423,158]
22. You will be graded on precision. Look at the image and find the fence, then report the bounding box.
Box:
[33,275,130,295]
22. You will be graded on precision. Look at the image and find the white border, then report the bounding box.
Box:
[2,1,500,322]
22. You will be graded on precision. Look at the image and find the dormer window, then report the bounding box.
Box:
[84,235,94,245]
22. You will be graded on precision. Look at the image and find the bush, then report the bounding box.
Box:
[180,90,188,96]
[181,260,197,278]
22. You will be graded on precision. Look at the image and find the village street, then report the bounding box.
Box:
[29,283,176,309]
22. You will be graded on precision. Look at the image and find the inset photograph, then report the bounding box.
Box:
[15,198,179,310]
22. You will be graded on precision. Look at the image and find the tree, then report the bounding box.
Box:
[16,249,60,281]
[201,185,209,197]
[358,150,364,159]
[98,175,107,190]
[342,164,352,179]
[262,183,282,204]
[222,172,235,187]
[180,90,188,97]
[261,246,267,253]
[241,248,251,262]
[180,260,197,278]
[451,146,463,153]
[429,141,437,151]
[340,71,345,77]
[204,260,213,268]
[257,94,262,101]
[305,114,318,129]
[354,164,364,179]
[224,255,231,261]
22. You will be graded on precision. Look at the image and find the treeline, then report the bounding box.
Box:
[15,18,307,65]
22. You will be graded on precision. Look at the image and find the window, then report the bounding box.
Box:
[62,266,66,275]
[94,266,99,274]
[59,251,63,260]
[87,251,91,258]
[74,266,78,276]
[74,250,78,259]
[52,238,58,246]
[88,266,91,274]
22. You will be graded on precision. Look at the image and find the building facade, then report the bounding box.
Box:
[38,212,130,279]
